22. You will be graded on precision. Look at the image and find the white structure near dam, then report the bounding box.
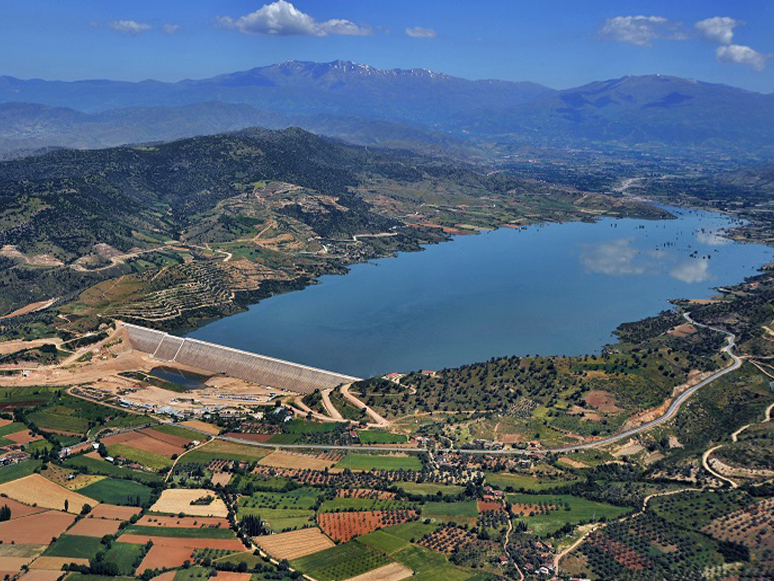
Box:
[120,321,359,394]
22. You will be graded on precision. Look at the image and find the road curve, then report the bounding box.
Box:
[178,311,741,456]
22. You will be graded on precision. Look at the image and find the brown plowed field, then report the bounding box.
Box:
[138,515,231,528]
[259,451,337,471]
[0,474,96,514]
[477,501,503,513]
[121,534,243,551]
[29,556,89,570]
[318,510,418,542]
[89,504,141,520]
[138,545,193,572]
[0,511,75,543]
[101,432,141,446]
[150,488,228,517]
[140,427,192,447]
[342,562,412,581]
[119,434,185,458]
[256,527,334,560]
[5,430,42,445]
[0,557,33,571]
[211,573,252,581]
[68,517,122,537]
[212,472,232,486]
[180,420,220,436]
[0,497,47,519]
[18,570,64,581]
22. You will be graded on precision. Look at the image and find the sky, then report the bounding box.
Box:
[1,0,773,92]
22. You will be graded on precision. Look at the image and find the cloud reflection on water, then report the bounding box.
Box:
[579,238,712,283]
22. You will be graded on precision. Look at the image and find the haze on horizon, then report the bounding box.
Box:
[2,0,774,93]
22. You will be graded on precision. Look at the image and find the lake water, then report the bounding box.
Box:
[189,206,774,378]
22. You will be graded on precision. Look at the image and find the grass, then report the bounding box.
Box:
[507,493,632,535]
[422,500,478,518]
[484,471,575,491]
[358,431,408,444]
[382,522,440,542]
[63,454,162,484]
[334,454,422,471]
[0,422,27,437]
[173,568,213,581]
[29,409,89,434]
[153,424,202,441]
[391,544,472,581]
[25,439,54,453]
[79,478,153,505]
[178,439,270,465]
[291,540,392,581]
[63,576,136,581]
[357,530,410,555]
[123,525,236,539]
[106,444,173,470]
[397,482,465,496]
[0,459,42,484]
[103,542,144,575]
[44,534,104,559]
[319,498,415,513]
[283,419,339,434]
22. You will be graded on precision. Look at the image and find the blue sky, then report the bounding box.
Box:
[2,0,773,92]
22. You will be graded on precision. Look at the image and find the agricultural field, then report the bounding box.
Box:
[335,454,422,471]
[358,431,408,444]
[63,453,163,484]
[256,527,334,560]
[318,509,418,542]
[78,477,154,505]
[0,473,96,513]
[176,439,270,465]
[507,493,631,535]
[150,488,228,517]
[290,540,393,581]
[259,450,337,470]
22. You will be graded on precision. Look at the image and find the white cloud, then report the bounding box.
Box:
[108,20,151,35]
[716,44,768,71]
[670,259,710,283]
[163,24,182,35]
[695,16,741,45]
[405,26,437,39]
[218,1,370,37]
[598,16,686,46]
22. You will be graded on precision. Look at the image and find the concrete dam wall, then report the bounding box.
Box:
[121,322,359,394]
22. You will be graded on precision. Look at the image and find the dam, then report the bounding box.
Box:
[121,322,359,394]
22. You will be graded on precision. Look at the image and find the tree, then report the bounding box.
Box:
[0,505,10,522]
[64,499,69,512]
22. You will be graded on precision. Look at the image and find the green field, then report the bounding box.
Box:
[382,522,440,542]
[123,525,235,539]
[484,471,575,491]
[63,575,136,581]
[291,541,392,581]
[63,454,162,484]
[0,422,27,437]
[0,459,42,484]
[507,493,632,534]
[106,444,173,470]
[319,497,415,513]
[284,419,339,434]
[397,482,465,496]
[79,478,153,505]
[358,431,408,444]
[335,454,422,471]
[153,424,201,440]
[103,542,144,575]
[0,386,59,407]
[177,440,270,465]
[391,544,473,581]
[357,529,411,555]
[44,535,104,559]
[422,500,478,519]
[237,490,318,531]
[29,409,89,434]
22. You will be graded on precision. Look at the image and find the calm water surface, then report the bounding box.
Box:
[189,207,774,377]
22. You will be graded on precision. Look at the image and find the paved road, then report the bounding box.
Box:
[178,311,742,456]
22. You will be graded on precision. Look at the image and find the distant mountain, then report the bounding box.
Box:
[0,101,472,157]
[3,64,774,159]
[465,75,774,156]
[0,60,554,125]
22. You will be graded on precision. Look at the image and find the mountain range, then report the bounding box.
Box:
[2,60,774,159]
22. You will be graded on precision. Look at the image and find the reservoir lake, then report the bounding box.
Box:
[189,206,774,378]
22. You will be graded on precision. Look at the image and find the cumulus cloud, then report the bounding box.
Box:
[405,26,437,39]
[716,44,768,71]
[598,16,687,46]
[218,1,370,37]
[695,16,741,44]
[108,20,151,35]
[670,258,711,283]
[163,24,182,35]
